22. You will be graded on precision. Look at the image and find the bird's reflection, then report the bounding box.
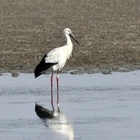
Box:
[35,104,74,140]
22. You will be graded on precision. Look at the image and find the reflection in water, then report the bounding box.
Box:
[46,112,74,140]
[35,104,74,140]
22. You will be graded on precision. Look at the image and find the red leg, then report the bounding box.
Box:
[51,71,54,111]
[56,70,60,112]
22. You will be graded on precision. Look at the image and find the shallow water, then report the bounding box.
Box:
[0,71,140,140]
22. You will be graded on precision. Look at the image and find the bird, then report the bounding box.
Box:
[34,28,80,112]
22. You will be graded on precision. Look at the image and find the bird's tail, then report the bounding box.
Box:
[34,62,56,78]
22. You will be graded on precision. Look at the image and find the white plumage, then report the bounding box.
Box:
[34,28,79,77]
[45,46,72,72]
[34,28,80,112]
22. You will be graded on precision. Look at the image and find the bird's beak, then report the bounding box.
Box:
[70,34,80,45]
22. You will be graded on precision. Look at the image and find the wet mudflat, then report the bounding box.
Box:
[0,71,140,140]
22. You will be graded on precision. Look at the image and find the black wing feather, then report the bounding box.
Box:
[34,54,58,78]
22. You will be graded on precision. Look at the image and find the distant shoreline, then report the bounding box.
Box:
[1,64,140,77]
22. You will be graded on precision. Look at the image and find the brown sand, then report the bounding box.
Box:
[0,0,140,74]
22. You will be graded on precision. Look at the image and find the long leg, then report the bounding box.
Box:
[56,70,60,112]
[51,71,54,111]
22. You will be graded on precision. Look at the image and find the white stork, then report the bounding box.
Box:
[34,28,80,112]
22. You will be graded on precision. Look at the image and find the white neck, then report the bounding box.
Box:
[65,34,73,47]
[63,34,73,60]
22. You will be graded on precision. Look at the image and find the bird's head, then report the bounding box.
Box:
[63,28,80,45]
[63,28,72,35]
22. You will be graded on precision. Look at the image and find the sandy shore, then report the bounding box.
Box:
[0,0,140,74]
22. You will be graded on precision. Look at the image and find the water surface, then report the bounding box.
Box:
[0,71,140,140]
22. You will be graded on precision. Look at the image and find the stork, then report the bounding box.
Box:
[34,28,80,112]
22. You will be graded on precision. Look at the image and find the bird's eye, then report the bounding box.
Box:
[68,30,71,34]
